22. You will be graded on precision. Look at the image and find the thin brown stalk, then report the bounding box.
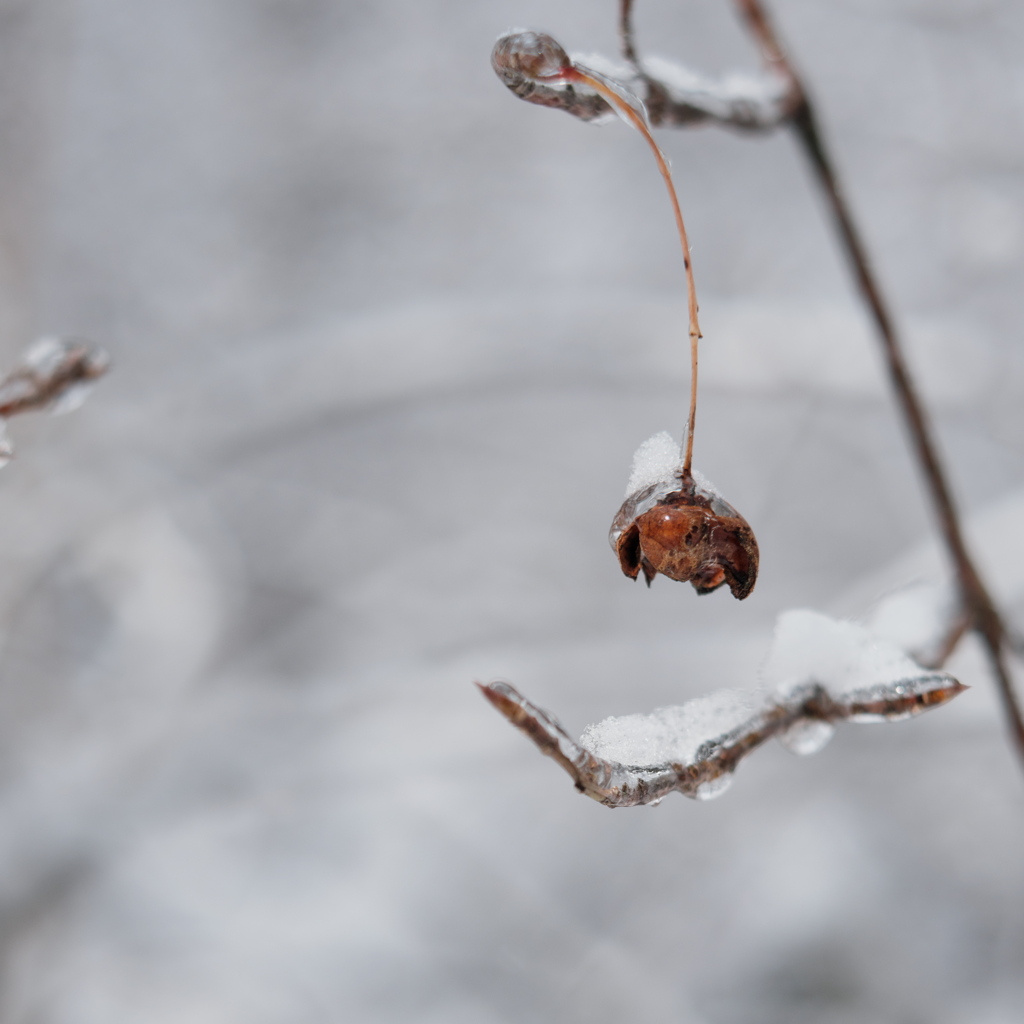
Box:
[564,65,701,473]
[919,608,972,671]
[729,0,1024,767]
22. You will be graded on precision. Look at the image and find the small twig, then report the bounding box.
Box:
[0,337,110,419]
[479,674,965,807]
[727,0,1024,769]
[619,0,640,67]
[492,32,794,131]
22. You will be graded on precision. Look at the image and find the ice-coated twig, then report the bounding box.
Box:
[479,671,965,808]
[0,337,110,419]
[480,610,967,807]
[0,337,110,465]
[493,15,796,131]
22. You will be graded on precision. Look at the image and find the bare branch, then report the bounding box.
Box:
[491,32,795,131]
[0,337,110,419]
[725,0,1024,770]
[0,337,110,465]
[480,670,966,808]
[619,0,639,68]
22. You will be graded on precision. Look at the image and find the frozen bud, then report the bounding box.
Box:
[610,473,759,600]
[491,31,572,84]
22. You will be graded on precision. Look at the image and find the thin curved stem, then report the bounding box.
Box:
[565,66,701,475]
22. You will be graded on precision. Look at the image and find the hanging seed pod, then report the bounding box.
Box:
[609,437,758,598]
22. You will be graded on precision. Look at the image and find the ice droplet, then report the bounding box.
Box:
[48,380,95,416]
[694,773,734,801]
[777,717,836,756]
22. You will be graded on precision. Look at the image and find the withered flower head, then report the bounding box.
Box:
[609,435,759,600]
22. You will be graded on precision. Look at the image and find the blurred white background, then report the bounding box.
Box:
[0,0,1022,1021]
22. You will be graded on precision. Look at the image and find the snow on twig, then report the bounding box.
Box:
[479,611,965,808]
[491,33,796,131]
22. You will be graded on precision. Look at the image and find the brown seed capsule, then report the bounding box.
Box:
[610,473,759,600]
[491,31,573,85]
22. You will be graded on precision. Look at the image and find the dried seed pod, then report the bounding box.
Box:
[610,469,759,600]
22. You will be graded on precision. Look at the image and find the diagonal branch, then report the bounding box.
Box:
[727,0,1024,769]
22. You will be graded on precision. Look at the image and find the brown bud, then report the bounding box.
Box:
[491,31,572,84]
[610,474,759,600]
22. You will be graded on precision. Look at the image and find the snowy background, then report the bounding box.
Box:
[0,0,1023,1021]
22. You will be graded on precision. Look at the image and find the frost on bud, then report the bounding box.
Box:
[491,31,572,85]
[609,433,759,600]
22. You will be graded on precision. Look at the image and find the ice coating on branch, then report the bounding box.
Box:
[642,56,791,128]
[481,613,964,806]
[580,689,758,766]
[624,431,681,496]
[777,718,835,756]
[0,336,110,419]
[645,57,789,108]
[763,609,936,702]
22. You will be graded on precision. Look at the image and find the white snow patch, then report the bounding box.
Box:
[580,689,757,766]
[624,431,681,497]
[644,56,788,108]
[762,609,926,699]
[863,582,955,657]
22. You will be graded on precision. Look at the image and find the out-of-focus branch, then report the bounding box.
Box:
[0,337,110,461]
[726,0,1024,770]
[0,337,109,418]
[479,672,965,807]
